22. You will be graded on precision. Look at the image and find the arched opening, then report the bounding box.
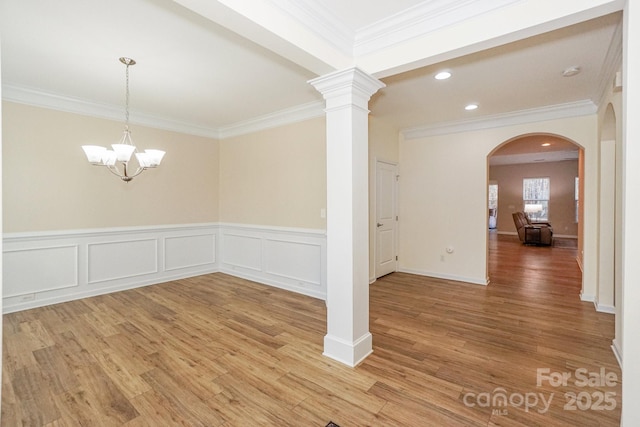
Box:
[487,133,584,288]
[598,105,616,314]
[600,103,622,359]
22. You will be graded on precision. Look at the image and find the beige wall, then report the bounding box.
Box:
[490,160,579,236]
[2,102,219,232]
[399,115,598,288]
[219,118,326,229]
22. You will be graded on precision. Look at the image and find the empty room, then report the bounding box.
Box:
[1,0,639,425]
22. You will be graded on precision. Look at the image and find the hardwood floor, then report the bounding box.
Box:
[2,233,620,426]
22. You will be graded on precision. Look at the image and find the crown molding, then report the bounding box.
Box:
[354,0,521,56]
[2,83,220,139]
[267,0,354,56]
[401,100,598,140]
[217,101,325,139]
[595,18,623,109]
[2,83,328,140]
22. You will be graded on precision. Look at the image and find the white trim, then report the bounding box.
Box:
[3,84,326,140]
[323,332,373,367]
[3,222,328,313]
[2,83,220,139]
[3,222,220,241]
[401,100,597,140]
[3,224,220,313]
[217,101,325,139]
[555,234,579,239]
[596,303,616,314]
[218,222,326,236]
[219,223,327,300]
[3,268,217,314]
[267,0,354,56]
[398,267,488,286]
[580,292,595,302]
[611,340,622,367]
[595,19,623,109]
[354,0,521,56]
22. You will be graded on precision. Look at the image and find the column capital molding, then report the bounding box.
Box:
[309,67,385,104]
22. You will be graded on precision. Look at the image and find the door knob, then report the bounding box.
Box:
[377,223,383,227]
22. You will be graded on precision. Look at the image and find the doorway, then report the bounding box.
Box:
[375,160,398,279]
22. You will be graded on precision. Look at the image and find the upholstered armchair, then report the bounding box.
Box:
[512,211,553,245]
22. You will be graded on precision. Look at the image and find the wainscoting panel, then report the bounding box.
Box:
[3,224,220,313]
[220,224,327,299]
[165,234,216,271]
[222,234,262,272]
[264,239,322,285]
[3,223,327,313]
[3,245,79,297]
[88,239,158,284]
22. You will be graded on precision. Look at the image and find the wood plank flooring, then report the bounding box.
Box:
[2,233,620,426]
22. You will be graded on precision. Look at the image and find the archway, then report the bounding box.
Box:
[487,133,585,288]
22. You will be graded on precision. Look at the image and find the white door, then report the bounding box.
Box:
[376,161,398,278]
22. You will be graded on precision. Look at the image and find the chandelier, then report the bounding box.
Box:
[81,57,165,182]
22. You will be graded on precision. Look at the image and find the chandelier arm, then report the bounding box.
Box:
[105,164,125,178]
[127,166,148,179]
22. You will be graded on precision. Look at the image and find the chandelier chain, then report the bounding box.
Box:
[124,62,130,130]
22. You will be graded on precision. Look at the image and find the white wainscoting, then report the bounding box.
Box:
[3,224,219,313]
[219,223,327,300]
[3,222,328,313]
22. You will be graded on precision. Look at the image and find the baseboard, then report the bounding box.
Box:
[398,268,488,286]
[496,231,577,239]
[611,340,622,367]
[323,332,373,367]
[3,266,219,314]
[580,292,595,303]
[595,303,615,314]
[219,266,325,300]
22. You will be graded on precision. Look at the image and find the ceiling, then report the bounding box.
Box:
[0,0,623,161]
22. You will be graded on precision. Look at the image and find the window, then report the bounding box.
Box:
[523,177,550,221]
[488,184,498,229]
[488,184,498,211]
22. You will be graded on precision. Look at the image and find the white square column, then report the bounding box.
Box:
[622,1,640,425]
[310,68,385,366]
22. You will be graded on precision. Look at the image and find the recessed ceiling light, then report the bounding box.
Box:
[563,66,581,77]
[541,142,551,147]
[435,71,451,80]
[465,103,478,111]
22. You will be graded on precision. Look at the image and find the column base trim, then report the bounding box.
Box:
[323,332,373,367]
[611,340,622,368]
